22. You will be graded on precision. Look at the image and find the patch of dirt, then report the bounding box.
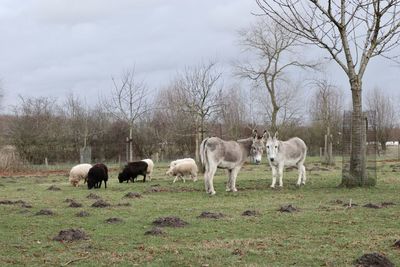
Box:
[0,200,28,206]
[146,186,169,193]
[68,201,83,208]
[381,202,396,207]
[64,198,75,203]
[105,217,123,224]
[242,210,259,217]
[35,209,54,216]
[116,202,131,207]
[354,252,394,267]
[53,229,89,242]
[144,227,166,236]
[278,204,298,213]
[198,211,225,219]
[86,193,101,199]
[330,199,343,204]
[363,203,382,209]
[16,188,25,191]
[21,203,32,208]
[232,248,244,256]
[124,192,142,198]
[47,185,61,191]
[394,240,400,249]
[152,216,188,228]
[91,200,110,208]
[76,211,90,217]
[342,202,358,208]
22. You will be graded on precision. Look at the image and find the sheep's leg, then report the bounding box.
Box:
[143,174,146,183]
[173,176,178,183]
[182,175,186,183]
[104,180,107,189]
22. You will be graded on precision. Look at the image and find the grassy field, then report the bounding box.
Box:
[0,159,399,266]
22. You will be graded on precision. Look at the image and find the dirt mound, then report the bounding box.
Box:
[198,211,225,219]
[116,202,131,207]
[53,229,89,242]
[91,200,110,208]
[21,203,32,208]
[76,211,90,217]
[47,185,61,191]
[146,186,169,193]
[124,192,142,198]
[0,200,16,205]
[393,240,400,249]
[330,199,343,204]
[242,210,259,217]
[278,204,298,213]
[145,227,166,236]
[381,202,396,207]
[232,248,244,256]
[343,202,358,208]
[35,209,54,216]
[152,216,188,228]
[354,253,394,267]
[363,203,382,209]
[86,193,101,199]
[17,188,25,191]
[105,217,123,224]
[64,198,75,203]
[68,201,83,208]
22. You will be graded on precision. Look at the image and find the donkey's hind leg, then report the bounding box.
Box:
[226,169,233,191]
[204,163,217,195]
[230,166,241,192]
[296,161,306,186]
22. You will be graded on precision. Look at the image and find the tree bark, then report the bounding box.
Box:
[341,79,375,187]
[129,126,133,162]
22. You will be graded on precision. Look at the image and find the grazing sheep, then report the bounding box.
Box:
[118,161,148,183]
[69,164,92,187]
[166,160,198,183]
[169,158,195,168]
[87,163,108,189]
[141,159,154,181]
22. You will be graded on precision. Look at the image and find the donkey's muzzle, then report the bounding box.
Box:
[269,158,274,162]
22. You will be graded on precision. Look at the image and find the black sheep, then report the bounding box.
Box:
[118,161,148,183]
[87,163,108,189]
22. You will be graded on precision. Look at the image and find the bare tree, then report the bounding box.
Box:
[173,61,223,162]
[309,78,343,164]
[103,69,149,162]
[366,87,396,152]
[256,0,400,186]
[237,19,313,132]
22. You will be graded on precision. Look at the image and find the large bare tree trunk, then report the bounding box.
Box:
[342,81,375,186]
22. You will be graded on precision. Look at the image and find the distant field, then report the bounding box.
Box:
[0,159,399,266]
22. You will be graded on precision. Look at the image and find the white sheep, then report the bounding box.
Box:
[169,158,196,168]
[166,160,198,183]
[141,159,154,181]
[68,163,92,187]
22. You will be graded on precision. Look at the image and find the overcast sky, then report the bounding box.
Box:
[0,0,399,112]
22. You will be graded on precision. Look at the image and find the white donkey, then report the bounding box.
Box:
[265,132,307,188]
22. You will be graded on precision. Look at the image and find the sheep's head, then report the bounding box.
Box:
[87,179,95,189]
[118,172,125,183]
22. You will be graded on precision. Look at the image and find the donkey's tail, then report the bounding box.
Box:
[199,138,209,173]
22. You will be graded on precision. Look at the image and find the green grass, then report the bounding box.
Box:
[0,160,399,266]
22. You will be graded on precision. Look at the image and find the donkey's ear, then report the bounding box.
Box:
[252,129,258,139]
[274,132,279,139]
[262,130,268,139]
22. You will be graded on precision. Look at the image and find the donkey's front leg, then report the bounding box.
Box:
[226,169,233,192]
[270,166,277,188]
[278,164,284,187]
